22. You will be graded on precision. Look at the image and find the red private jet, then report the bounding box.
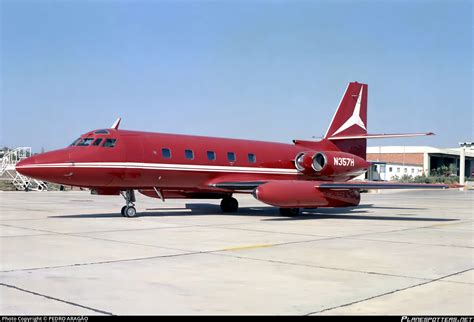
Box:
[16,82,445,217]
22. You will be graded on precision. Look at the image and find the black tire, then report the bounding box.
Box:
[121,206,127,217]
[220,197,239,213]
[279,208,300,217]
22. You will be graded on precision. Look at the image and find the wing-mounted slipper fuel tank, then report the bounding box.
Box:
[253,180,361,208]
[252,179,450,208]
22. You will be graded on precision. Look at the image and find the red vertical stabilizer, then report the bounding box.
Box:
[325,82,368,159]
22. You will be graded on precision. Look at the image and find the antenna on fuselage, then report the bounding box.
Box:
[111,117,121,130]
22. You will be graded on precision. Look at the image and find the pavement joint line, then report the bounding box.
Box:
[209,223,466,247]
[423,219,474,228]
[0,236,332,274]
[0,223,202,235]
[68,233,195,253]
[212,225,328,238]
[0,251,204,273]
[0,223,61,235]
[3,238,454,286]
[4,229,470,284]
[209,251,433,282]
[0,233,53,238]
[0,218,58,222]
[1,221,321,251]
[337,224,462,240]
[221,244,275,251]
[0,282,114,316]
[213,221,425,238]
[0,222,211,239]
[2,218,468,275]
[0,225,203,273]
[0,235,329,273]
[2,193,472,283]
[304,267,474,315]
[436,280,474,286]
[219,225,419,239]
[344,236,473,249]
[0,219,343,252]
[0,234,330,274]
[0,219,273,236]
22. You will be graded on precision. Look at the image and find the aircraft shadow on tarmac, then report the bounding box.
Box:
[50,203,458,222]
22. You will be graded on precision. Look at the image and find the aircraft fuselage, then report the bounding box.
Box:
[16,129,361,193]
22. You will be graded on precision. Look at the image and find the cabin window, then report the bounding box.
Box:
[207,151,216,161]
[162,148,171,159]
[248,153,256,163]
[103,138,117,148]
[227,152,236,162]
[77,138,94,146]
[185,149,194,160]
[94,129,110,135]
[92,138,103,146]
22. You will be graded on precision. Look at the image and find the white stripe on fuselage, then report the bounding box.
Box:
[17,162,300,175]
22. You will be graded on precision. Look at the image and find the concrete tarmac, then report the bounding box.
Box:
[0,189,472,315]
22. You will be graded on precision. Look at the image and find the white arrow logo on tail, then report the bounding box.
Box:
[332,86,366,136]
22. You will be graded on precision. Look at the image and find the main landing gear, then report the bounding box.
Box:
[220,196,239,213]
[279,208,300,217]
[121,189,137,218]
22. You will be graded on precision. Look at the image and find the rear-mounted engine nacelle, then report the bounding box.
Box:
[295,151,369,177]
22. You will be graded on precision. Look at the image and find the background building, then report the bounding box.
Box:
[366,146,474,181]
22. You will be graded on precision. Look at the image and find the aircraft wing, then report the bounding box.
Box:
[316,181,450,189]
[210,180,452,191]
[209,181,267,191]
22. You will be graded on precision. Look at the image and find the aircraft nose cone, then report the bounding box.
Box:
[15,156,37,176]
[15,149,71,183]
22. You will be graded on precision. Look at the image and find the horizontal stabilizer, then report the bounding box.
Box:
[327,132,434,140]
[317,181,449,189]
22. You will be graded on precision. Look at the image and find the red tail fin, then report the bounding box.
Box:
[325,82,368,138]
[325,82,368,159]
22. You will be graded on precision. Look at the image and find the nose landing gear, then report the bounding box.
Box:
[120,189,137,218]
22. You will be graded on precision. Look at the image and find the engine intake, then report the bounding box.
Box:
[295,152,315,174]
[312,152,327,171]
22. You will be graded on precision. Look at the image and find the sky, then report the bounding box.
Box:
[1,0,472,152]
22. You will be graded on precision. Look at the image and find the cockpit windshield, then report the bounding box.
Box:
[69,138,81,146]
[76,138,95,146]
[69,136,117,147]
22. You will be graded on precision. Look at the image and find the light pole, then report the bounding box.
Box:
[459,142,473,187]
